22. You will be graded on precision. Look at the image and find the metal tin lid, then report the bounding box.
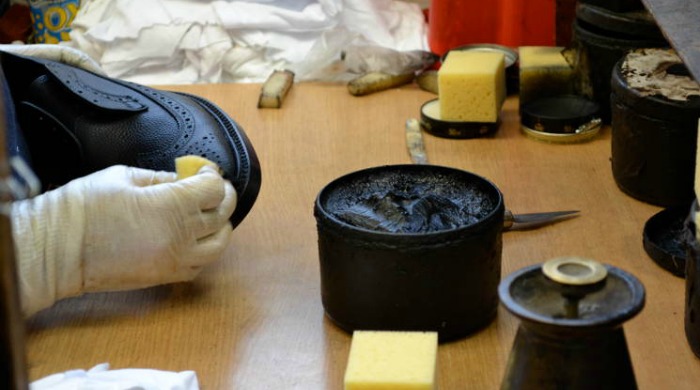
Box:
[642,204,692,278]
[520,95,601,143]
[499,258,645,328]
[420,98,499,139]
[576,2,664,39]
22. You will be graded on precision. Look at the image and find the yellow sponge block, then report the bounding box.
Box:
[175,155,219,179]
[438,50,506,122]
[518,46,574,105]
[344,331,438,390]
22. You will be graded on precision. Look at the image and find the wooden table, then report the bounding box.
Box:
[25,82,700,389]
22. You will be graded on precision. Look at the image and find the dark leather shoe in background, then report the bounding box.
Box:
[0,51,261,229]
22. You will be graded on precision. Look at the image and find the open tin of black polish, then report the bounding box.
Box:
[314,164,505,342]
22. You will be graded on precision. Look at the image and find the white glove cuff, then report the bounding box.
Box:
[11,188,86,317]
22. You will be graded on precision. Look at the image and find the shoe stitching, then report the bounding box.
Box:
[46,62,146,111]
[180,93,251,180]
[124,83,199,166]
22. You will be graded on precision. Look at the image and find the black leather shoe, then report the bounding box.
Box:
[0,51,261,229]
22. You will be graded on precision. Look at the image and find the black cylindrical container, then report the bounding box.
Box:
[579,0,644,14]
[500,259,645,389]
[314,164,505,342]
[685,200,700,358]
[611,48,700,207]
[570,3,668,123]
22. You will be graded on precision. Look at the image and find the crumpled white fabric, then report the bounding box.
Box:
[63,0,428,84]
[30,363,199,390]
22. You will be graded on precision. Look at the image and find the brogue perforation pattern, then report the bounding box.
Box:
[46,62,146,112]
[180,92,250,180]
[127,83,204,169]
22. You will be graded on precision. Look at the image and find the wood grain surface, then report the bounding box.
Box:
[25,82,700,389]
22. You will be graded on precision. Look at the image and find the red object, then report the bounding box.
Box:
[0,4,32,43]
[428,0,556,56]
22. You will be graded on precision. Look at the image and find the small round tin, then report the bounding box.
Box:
[314,164,505,341]
[420,98,500,139]
[520,95,601,143]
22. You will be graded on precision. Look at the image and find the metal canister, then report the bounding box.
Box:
[499,257,645,389]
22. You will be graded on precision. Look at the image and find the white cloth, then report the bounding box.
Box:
[12,165,236,316]
[63,0,428,84]
[30,363,199,390]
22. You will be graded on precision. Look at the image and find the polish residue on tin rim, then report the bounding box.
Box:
[322,168,497,234]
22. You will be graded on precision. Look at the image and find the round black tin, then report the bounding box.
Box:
[576,3,662,38]
[520,95,600,142]
[643,205,692,278]
[420,98,500,139]
[570,3,668,123]
[314,164,505,341]
[578,0,644,13]
[685,200,700,358]
[610,51,700,207]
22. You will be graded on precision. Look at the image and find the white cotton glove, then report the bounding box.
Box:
[0,43,105,75]
[11,165,237,317]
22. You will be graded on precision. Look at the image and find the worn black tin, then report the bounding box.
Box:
[684,200,700,358]
[579,0,644,13]
[499,262,645,389]
[643,204,691,277]
[420,98,500,139]
[570,4,668,123]
[610,53,700,207]
[314,164,505,341]
[520,95,600,134]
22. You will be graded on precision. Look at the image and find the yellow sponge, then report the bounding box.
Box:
[175,155,219,179]
[438,50,506,122]
[518,46,574,105]
[344,331,438,390]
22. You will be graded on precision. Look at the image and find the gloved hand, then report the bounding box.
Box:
[0,43,105,75]
[11,165,237,317]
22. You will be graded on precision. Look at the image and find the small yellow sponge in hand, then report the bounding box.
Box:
[344,331,438,390]
[175,155,219,179]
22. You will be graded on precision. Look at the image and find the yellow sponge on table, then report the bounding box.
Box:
[518,46,574,105]
[344,331,438,390]
[438,50,506,123]
[175,155,219,179]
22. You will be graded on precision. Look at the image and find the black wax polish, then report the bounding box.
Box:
[314,165,505,342]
